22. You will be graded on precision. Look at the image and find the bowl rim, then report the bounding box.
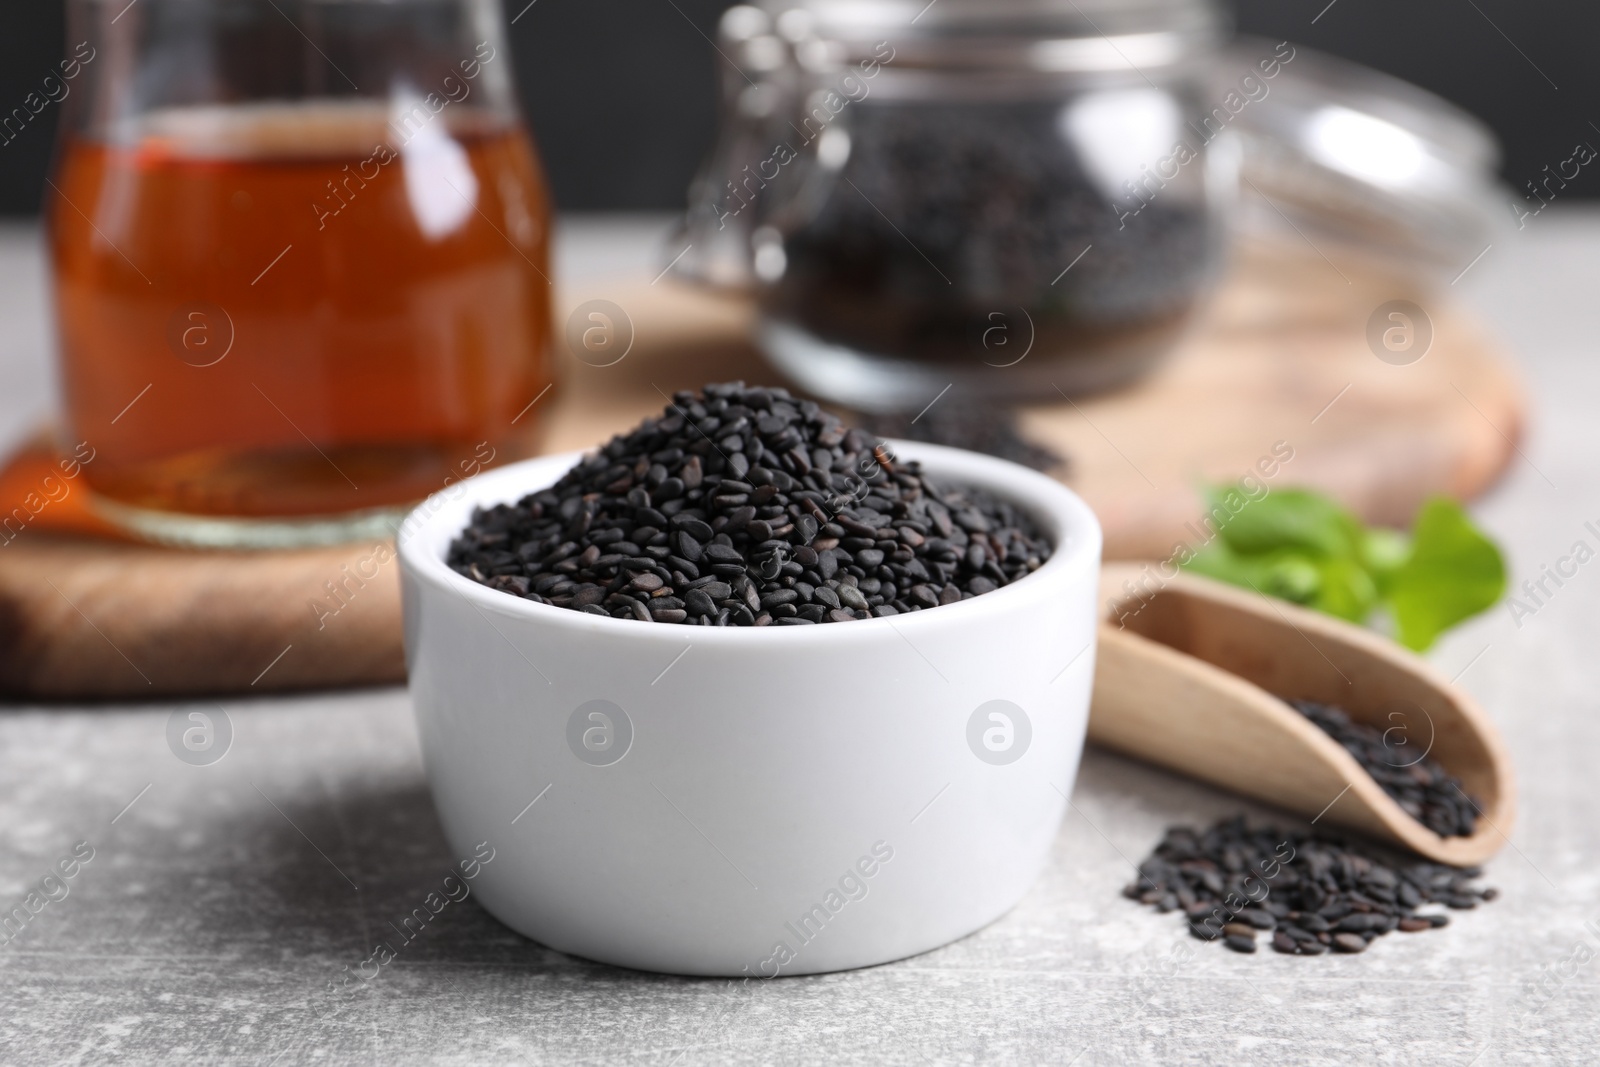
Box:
[397,438,1102,647]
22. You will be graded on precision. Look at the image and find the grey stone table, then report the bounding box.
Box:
[1,214,1597,1066]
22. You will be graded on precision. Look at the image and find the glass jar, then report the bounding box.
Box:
[670,4,801,292]
[687,0,1233,411]
[49,0,552,547]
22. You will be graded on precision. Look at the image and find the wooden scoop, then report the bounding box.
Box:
[1089,563,1514,866]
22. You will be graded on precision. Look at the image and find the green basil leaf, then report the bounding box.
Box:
[1185,541,1322,605]
[1361,526,1412,596]
[1387,497,1507,651]
[1209,487,1363,559]
[1183,485,1505,651]
[1311,556,1380,623]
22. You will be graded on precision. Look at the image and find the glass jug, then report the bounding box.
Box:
[49,0,552,547]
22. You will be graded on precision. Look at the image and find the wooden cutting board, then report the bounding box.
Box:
[0,241,1524,699]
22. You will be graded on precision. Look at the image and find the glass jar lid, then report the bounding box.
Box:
[1225,38,1502,279]
[764,0,1224,71]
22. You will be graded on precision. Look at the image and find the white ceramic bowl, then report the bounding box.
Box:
[398,441,1102,977]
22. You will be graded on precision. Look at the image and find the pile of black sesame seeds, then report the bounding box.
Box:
[449,383,1053,625]
[1293,700,1480,838]
[1127,817,1497,956]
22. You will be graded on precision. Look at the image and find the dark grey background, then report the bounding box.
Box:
[1,0,1595,215]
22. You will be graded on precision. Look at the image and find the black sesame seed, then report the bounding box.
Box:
[1123,815,1495,963]
[1292,700,1482,839]
[449,383,1052,627]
